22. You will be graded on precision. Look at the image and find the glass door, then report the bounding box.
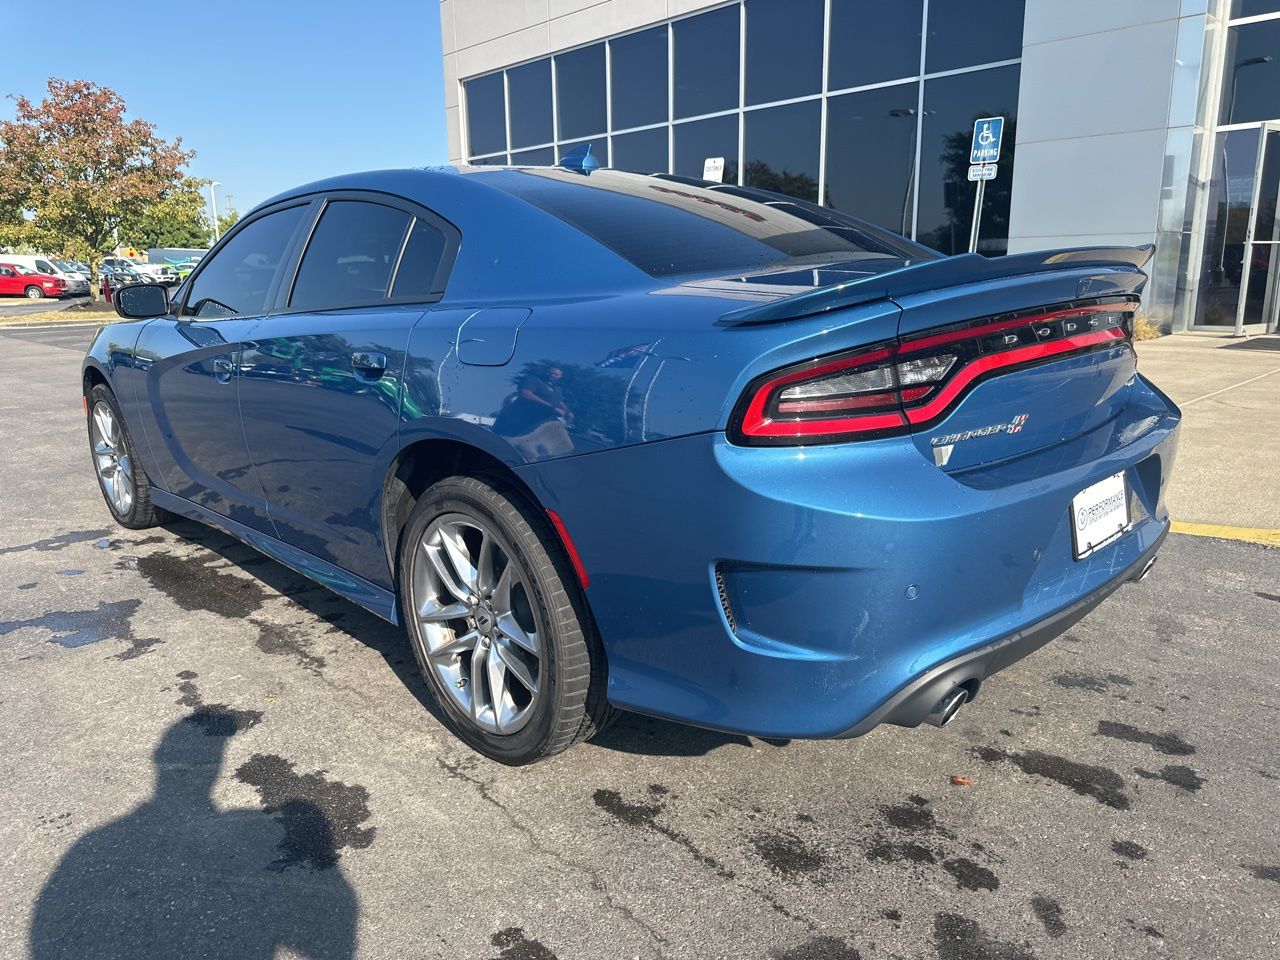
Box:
[1235,122,1280,335]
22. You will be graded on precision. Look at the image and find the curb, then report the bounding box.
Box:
[1170,521,1280,548]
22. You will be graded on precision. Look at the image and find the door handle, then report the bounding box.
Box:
[213,357,234,383]
[351,351,387,375]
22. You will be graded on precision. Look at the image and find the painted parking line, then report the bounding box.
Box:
[1171,520,1280,548]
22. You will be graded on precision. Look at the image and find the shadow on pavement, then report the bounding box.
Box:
[30,711,358,959]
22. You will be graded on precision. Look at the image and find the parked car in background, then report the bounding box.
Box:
[101,256,168,281]
[99,266,145,300]
[84,165,1180,764]
[6,255,89,296]
[149,265,182,286]
[0,262,67,298]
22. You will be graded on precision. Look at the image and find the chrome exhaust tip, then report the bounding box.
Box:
[1135,555,1158,582]
[925,687,969,728]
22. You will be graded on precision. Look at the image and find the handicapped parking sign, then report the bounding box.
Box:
[970,117,1004,165]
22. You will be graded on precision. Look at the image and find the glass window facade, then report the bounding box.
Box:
[745,0,823,106]
[610,27,667,130]
[508,59,553,149]
[828,0,923,91]
[674,6,740,119]
[1220,18,1280,125]
[462,0,1024,254]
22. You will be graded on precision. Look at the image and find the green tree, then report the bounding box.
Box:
[121,176,212,249]
[0,78,192,280]
[216,204,240,239]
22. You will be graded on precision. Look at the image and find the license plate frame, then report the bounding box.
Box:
[1070,471,1131,560]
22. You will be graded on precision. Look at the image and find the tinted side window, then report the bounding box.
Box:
[183,205,306,319]
[391,219,448,299]
[289,201,411,311]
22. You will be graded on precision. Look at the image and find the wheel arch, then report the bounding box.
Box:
[380,435,546,584]
[82,362,109,397]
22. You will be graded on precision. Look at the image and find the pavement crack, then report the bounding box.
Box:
[436,759,671,957]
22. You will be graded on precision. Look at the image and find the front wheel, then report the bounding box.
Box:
[24,285,43,299]
[399,475,614,764]
[87,384,166,529]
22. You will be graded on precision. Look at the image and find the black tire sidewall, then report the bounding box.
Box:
[88,384,149,528]
[398,478,577,764]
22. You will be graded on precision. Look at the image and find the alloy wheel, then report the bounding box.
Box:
[91,401,134,515]
[411,514,542,734]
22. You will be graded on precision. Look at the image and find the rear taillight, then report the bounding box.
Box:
[731,300,1135,446]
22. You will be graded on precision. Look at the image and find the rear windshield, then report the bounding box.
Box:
[480,168,934,278]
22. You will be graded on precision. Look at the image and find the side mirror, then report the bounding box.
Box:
[113,282,170,319]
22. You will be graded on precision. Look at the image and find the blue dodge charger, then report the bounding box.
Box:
[85,162,1180,764]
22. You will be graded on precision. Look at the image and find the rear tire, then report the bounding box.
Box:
[87,384,167,529]
[399,474,615,764]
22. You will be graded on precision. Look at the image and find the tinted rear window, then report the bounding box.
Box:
[481,169,930,278]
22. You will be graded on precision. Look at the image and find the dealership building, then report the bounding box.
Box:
[439,1,1280,334]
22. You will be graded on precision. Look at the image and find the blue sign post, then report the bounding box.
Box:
[968,116,1005,253]
[970,116,1004,165]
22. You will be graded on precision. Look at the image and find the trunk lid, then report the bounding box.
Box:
[891,265,1144,471]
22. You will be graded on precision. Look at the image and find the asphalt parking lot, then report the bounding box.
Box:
[1,323,1277,960]
[0,295,90,319]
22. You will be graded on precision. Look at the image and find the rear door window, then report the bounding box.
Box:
[288,200,411,311]
[390,219,448,300]
[182,205,307,319]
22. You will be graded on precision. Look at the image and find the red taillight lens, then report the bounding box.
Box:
[731,300,1135,446]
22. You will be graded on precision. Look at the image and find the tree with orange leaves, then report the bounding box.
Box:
[0,78,192,279]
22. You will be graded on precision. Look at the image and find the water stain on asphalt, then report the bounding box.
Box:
[133,550,271,619]
[1136,764,1205,792]
[1030,895,1067,938]
[879,796,941,833]
[770,935,863,959]
[235,753,376,870]
[17,582,36,590]
[254,620,327,673]
[489,927,559,960]
[174,674,263,735]
[1096,720,1196,756]
[1053,672,1133,694]
[0,598,143,649]
[1255,592,1280,603]
[1243,864,1280,883]
[972,746,1132,810]
[1112,839,1148,860]
[880,908,902,922]
[592,788,735,880]
[749,829,831,882]
[933,913,1034,960]
[942,857,999,891]
[0,528,111,556]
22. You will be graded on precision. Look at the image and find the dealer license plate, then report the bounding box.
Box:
[1071,471,1130,559]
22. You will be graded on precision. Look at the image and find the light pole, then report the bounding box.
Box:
[208,181,223,242]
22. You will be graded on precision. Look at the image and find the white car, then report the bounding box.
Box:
[5,255,90,296]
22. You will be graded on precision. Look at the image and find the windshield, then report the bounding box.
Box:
[478,168,936,279]
[54,260,77,272]
[14,264,37,275]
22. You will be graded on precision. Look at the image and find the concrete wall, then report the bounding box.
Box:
[439,0,724,161]
[1006,0,1204,254]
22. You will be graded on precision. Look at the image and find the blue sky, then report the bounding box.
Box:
[2,0,448,216]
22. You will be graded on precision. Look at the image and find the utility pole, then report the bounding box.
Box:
[209,181,223,242]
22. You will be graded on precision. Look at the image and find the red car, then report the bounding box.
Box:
[0,262,68,299]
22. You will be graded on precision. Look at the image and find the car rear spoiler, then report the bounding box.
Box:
[716,245,1156,326]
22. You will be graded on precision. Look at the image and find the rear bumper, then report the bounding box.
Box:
[838,523,1166,736]
[522,374,1180,739]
